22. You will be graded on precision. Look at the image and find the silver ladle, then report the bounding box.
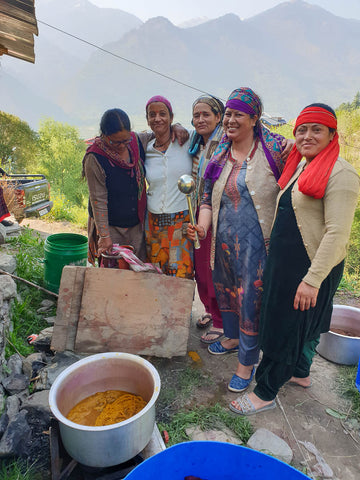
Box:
[177,174,200,249]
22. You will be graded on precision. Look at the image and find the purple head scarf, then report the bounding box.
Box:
[146,95,173,115]
[204,88,285,183]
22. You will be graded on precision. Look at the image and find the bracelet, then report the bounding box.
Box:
[99,234,110,239]
[199,226,207,239]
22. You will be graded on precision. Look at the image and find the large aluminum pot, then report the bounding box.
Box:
[316,305,360,365]
[49,352,161,467]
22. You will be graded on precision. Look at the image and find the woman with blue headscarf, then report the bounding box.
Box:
[187,87,291,393]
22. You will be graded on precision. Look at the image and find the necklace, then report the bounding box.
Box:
[154,135,171,149]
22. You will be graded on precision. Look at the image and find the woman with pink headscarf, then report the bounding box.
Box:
[145,95,194,279]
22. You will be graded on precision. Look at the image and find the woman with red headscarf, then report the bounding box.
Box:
[229,103,359,416]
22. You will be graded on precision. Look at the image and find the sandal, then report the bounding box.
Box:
[196,313,212,329]
[228,367,255,393]
[208,341,239,355]
[200,329,224,345]
[229,393,276,416]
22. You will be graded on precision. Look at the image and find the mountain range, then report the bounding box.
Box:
[1,0,359,137]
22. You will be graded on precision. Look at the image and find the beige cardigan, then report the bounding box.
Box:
[209,143,281,269]
[275,157,360,288]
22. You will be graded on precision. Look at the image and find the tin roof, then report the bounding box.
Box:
[0,0,38,63]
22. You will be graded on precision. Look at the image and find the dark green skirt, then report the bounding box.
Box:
[259,184,344,365]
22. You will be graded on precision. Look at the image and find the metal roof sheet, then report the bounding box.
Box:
[0,0,38,63]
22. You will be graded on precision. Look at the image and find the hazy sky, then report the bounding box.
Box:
[89,0,360,23]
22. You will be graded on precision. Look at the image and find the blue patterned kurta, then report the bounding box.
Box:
[204,157,267,364]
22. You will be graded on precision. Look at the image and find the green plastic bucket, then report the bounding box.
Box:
[44,233,88,293]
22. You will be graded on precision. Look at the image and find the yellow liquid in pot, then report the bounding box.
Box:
[66,390,147,426]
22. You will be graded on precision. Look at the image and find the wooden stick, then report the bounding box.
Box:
[0,268,59,298]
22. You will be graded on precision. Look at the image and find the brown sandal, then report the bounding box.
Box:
[200,329,224,344]
[196,313,212,329]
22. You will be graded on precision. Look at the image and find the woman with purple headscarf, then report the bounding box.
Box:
[187,87,292,393]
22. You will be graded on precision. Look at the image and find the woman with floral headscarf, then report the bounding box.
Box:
[229,103,359,415]
[187,87,292,393]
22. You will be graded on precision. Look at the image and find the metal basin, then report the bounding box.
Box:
[316,305,360,365]
[49,352,161,467]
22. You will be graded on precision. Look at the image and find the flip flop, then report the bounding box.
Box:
[229,393,276,416]
[200,330,224,344]
[208,341,239,355]
[196,313,212,329]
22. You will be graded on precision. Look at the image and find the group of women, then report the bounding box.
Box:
[83,88,359,416]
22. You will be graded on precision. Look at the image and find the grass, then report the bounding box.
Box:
[337,365,360,421]
[4,228,54,358]
[0,458,42,480]
[6,227,45,286]
[5,287,51,358]
[158,403,253,446]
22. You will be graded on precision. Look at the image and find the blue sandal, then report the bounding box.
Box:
[228,367,255,393]
[208,341,239,355]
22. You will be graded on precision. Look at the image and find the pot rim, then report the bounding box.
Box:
[49,352,161,431]
[328,304,360,339]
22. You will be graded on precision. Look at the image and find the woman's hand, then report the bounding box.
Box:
[97,235,113,257]
[293,281,319,311]
[281,138,295,160]
[171,124,189,146]
[187,223,207,241]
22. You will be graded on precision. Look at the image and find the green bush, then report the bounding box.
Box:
[47,192,87,227]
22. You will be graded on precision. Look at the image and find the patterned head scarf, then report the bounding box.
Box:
[192,95,225,116]
[189,95,225,156]
[278,105,339,198]
[204,88,285,183]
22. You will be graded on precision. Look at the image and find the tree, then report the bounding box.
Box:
[0,111,39,173]
[38,119,87,206]
[351,91,360,111]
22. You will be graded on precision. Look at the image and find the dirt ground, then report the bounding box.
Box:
[19,219,360,479]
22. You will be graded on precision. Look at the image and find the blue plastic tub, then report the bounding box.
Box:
[125,441,310,479]
[356,356,360,392]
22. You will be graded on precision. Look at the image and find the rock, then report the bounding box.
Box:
[0,224,6,244]
[21,390,51,414]
[0,253,16,274]
[0,410,31,457]
[0,275,17,300]
[22,352,47,379]
[0,413,9,438]
[40,299,55,309]
[0,384,5,404]
[30,327,53,353]
[247,428,293,464]
[6,354,23,376]
[4,395,20,420]
[34,351,83,390]
[185,425,242,445]
[44,316,56,325]
[2,374,29,395]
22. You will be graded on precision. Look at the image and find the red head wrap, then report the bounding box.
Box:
[278,106,339,198]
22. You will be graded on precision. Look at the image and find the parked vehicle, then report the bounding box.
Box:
[0,169,53,223]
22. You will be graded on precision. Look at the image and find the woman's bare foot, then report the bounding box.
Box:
[289,376,312,388]
[230,392,274,412]
[235,362,255,380]
[220,338,239,349]
[201,327,224,343]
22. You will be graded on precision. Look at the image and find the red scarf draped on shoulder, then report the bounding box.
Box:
[278,106,339,199]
